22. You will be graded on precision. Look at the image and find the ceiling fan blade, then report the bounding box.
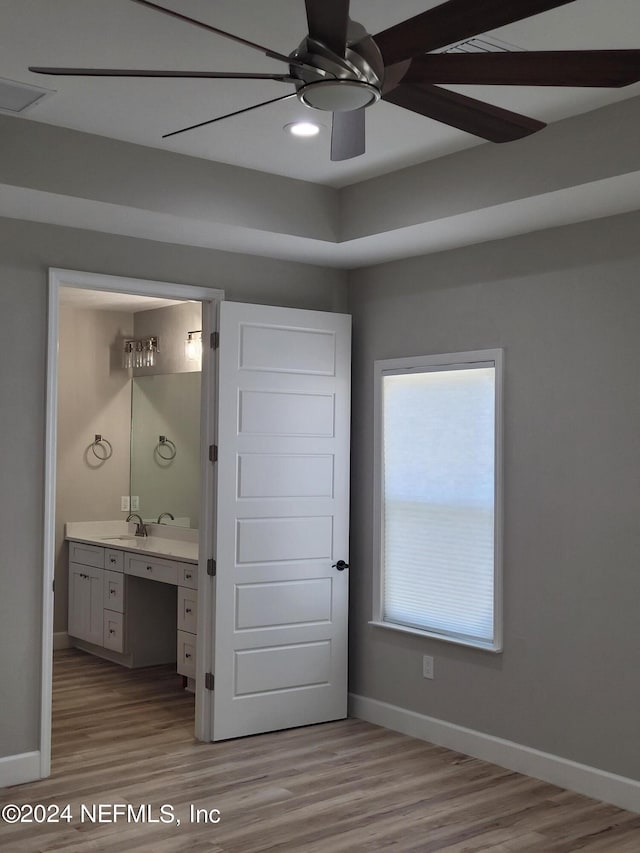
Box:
[162,93,296,139]
[402,50,640,88]
[128,0,294,66]
[331,109,365,161]
[374,0,576,65]
[383,82,545,142]
[29,67,294,81]
[304,0,350,57]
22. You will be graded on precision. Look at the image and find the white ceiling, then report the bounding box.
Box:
[3,0,640,187]
[59,286,186,312]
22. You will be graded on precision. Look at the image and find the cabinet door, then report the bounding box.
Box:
[68,562,104,646]
[68,562,88,641]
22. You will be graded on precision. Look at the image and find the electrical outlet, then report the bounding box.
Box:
[120,495,130,512]
[422,655,434,680]
[131,496,140,511]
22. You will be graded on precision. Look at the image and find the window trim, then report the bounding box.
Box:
[371,349,504,653]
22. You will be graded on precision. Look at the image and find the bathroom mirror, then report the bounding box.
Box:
[130,373,201,528]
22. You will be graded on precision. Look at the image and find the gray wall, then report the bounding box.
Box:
[0,215,346,759]
[55,305,133,635]
[0,113,339,243]
[347,209,640,782]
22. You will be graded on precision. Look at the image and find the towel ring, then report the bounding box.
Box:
[91,434,113,461]
[156,435,177,460]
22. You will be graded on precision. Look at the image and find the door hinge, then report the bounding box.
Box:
[210,331,219,350]
[205,672,215,691]
[209,444,218,462]
[207,558,216,577]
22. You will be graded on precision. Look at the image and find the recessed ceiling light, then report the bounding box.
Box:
[284,121,321,138]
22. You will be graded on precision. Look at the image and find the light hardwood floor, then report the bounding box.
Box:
[1,649,639,852]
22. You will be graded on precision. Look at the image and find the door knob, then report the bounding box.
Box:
[332,560,349,571]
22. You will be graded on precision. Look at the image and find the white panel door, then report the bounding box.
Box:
[213,302,351,740]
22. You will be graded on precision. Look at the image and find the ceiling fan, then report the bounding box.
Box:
[30,0,640,161]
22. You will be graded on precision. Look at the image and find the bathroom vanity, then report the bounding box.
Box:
[66,521,198,680]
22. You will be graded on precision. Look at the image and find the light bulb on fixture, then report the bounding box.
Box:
[185,330,202,364]
[284,121,321,138]
[123,340,134,369]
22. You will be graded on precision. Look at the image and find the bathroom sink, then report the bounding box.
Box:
[100,535,137,541]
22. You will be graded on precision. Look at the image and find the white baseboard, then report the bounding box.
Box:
[0,751,41,788]
[349,693,640,815]
[53,632,71,650]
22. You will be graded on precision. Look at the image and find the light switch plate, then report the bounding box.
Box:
[120,495,130,512]
[131,496,140,511]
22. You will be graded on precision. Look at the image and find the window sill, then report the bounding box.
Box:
[368,620,502,653]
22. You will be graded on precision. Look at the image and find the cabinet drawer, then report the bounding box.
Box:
[103,610,124,653]
[125,554,178,586]
[69,541,104,569]
[177,630,196,679]
[104,570,125,613]
[177,586,197,634]
[179,563,197,589]
[105,549,124,572]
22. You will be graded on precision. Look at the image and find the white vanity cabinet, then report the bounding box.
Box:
[67,537,198,673]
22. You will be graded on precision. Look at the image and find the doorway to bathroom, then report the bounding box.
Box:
[41,267,353,782]
[41,268,223,779]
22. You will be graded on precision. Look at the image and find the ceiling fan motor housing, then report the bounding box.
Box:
[290,21,384,113]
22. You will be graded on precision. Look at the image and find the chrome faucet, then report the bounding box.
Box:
[157,512,175,524]
[126,513,148,537]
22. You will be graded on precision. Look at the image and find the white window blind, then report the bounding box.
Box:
[374,352,502,651]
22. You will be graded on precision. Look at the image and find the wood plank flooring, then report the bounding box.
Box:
[1,649,638,852]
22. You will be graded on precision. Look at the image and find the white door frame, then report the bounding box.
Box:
[41,267,223,779]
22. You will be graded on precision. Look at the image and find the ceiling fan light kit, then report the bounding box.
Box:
[29,0,640,162]
[297,80,380,112]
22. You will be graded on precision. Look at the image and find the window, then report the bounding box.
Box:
[372,350,503,651]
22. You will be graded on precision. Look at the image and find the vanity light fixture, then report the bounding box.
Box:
[185,329,202,364]
[123,336,159,369]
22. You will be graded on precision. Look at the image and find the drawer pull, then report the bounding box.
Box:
[110,557,116,563]
[109,629,115,635]
[185,607,192,614]
[185,653,192,659]
[110,588,116,595]
[185,573,192,580]
[146,566,153,572]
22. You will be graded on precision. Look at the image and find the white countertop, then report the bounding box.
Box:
[66,520,198,564]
